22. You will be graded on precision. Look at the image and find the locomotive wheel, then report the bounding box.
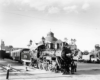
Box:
[55,66,59,73]
[71,71,74,74]
[74,65,77,72]
[70,64,75,74]
[39,63,43,70]
[70,67,74,74]
[44,65,48,71]
[55,69,59,73]
[51,68,56,72]
[48,63,51,71]
[74,67,77,72]
[62,69,70,74]
[47,65,51,71]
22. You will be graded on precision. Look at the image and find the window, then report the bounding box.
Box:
[57,43,59,49]
[91,55,95,58]
[51,43,54,49]
[24,55,27,59]
[55,44,57,49]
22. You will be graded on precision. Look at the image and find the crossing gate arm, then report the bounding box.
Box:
[22,59,31,65]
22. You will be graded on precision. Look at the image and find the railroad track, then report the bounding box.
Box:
[0,64,23,72]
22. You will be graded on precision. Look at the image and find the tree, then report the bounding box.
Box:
[41,37,45,44]
[8,45,13,48]
[27,40,33,47]
[83,50,89,55]
[64,37,68,42]
[95,44,100,51]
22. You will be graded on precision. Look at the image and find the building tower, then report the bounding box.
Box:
[1,40,5,50]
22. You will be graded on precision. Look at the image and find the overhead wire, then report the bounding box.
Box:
[1,10,60,24]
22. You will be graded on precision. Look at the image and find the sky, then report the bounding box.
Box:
[0,0,100,51]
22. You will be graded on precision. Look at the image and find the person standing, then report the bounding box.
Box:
[69,39,77,56]
[61,43,72,74]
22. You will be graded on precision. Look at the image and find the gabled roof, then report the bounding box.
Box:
[55,40,62,44]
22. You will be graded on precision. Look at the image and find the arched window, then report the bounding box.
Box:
[57,43,60,49]
[15,52,17,57]
[51,43,54,49]
[55,43,60,49]
[48,43,51,49]
[55,44,57,49]
[58,43,62,49]
[45,43,48,49]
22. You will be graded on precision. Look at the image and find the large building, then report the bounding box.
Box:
[0,40,13,53]
[37,31,63,50]
[45,31,58,43]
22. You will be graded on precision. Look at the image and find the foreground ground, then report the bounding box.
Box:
[0,59,100,80]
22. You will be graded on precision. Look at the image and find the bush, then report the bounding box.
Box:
[0,50,6,59]
[0,50,11,59]
[83,50,89,55]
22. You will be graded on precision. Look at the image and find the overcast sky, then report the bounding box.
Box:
[0,0,100,51]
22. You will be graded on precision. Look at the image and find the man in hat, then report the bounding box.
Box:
[63,38,69,47]
[95,44,100,51]
[69,39,77,56]
[61,42,73,74]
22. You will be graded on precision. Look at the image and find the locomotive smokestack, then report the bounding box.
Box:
[42,37,45,44]
[27,40,33,47]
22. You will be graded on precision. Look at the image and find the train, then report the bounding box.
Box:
[0,48,31,64]
[74,50,100,63]
[1,46,100,64]
[3,41,100,73]
[0,50,12,59]
[30,42,77,74]
[10,48,31,63]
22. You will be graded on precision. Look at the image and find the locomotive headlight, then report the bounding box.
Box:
[24,55,27,59]
[66,53,71,56]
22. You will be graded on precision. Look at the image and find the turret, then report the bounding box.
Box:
[1,40,5,50]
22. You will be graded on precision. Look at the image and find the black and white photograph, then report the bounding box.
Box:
[0,0,100,80]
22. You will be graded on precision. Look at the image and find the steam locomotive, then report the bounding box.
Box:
[30,42,77,74]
